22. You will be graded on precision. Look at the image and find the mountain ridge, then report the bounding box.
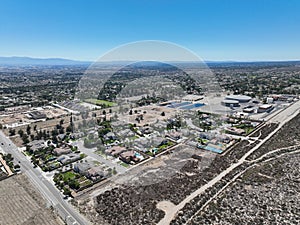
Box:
[0,56,299,66]
[0,56,91,65]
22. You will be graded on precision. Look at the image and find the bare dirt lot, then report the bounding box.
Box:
[248,113,300,160]
[73,145,217,225]
[0,174,63,225]
[118,105,177,126]
[188,153,300,225]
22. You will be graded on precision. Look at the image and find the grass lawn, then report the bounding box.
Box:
[119,162,130,168]
[197,138,209,144]
[77,176,87,182]
[146,151,154,157]
[62,171,77,181]
[95,150,104,155]
[24,151,31,156]
[158,141,174,150]
[85,98,115,107]
[45,154,55,161]
[129,136,139,140]
[245,127,254,134]
[80,179,93,187]
[93,160,102,166]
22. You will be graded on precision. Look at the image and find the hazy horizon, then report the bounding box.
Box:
[1,55,300,64]
[1,0,300,61]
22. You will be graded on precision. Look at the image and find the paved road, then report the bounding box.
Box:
[268,100,300,123]
[75,140,127,174]
[0,131,90,225]
[186,118,203,132]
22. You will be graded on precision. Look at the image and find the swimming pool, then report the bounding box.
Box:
[134,152,144,159]
[168,101,191,108]
[167,101,205,110]
[204,145,223,154]
[180,103,205,110]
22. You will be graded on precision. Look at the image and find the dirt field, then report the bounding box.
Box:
[118,105,177,126]
[0,174,63,225]
[187,153,300,225]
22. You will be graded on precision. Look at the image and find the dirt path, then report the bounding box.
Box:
[156,101,300,225]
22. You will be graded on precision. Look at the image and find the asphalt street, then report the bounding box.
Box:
[0,131,90,225]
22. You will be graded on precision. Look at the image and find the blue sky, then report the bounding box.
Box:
[0,0,299,61]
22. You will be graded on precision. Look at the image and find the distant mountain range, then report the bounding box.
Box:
[0,56,299,66]
[0,56,91,65]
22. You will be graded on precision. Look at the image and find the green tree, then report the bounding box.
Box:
[26,125,31,135]
[9,129,16,136]
[22,134,29,144]
[59,127,65,134]
[66,125,72,133]
[69,179,80,190]
[51,128,58,136]
[18,129,24,137]
[63,187,71,196]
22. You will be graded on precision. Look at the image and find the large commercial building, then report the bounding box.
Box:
[221,99,240,107]
[225,95,252,103]
[257,104,274,113]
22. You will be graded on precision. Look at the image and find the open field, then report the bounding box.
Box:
[186,153,300,225]
[0,107,68,127]
[118,105,177,126]
[247,113,300,160]
[85,99,115,107]
[0,174,63,225]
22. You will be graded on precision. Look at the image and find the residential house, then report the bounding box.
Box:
[151,136,165,147]
[73,162,93,174]
[166,131,181,141]
[118,129,135,138]
[57,134,66,141]
[88,130,98,139]
[134,137,150,152]
[104,132,117,141]
[119,150,139,164]
[86,166,108,181]
[105,145,126,157]
[199,132,214,140]
[141,126,153,135]
[57,153,80,165]
[28,111,47,120]
[27,140,45,153]
[70,132,84,139]
[216,134,231,144]
[225,127,245,135]
[53,147,72,156]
